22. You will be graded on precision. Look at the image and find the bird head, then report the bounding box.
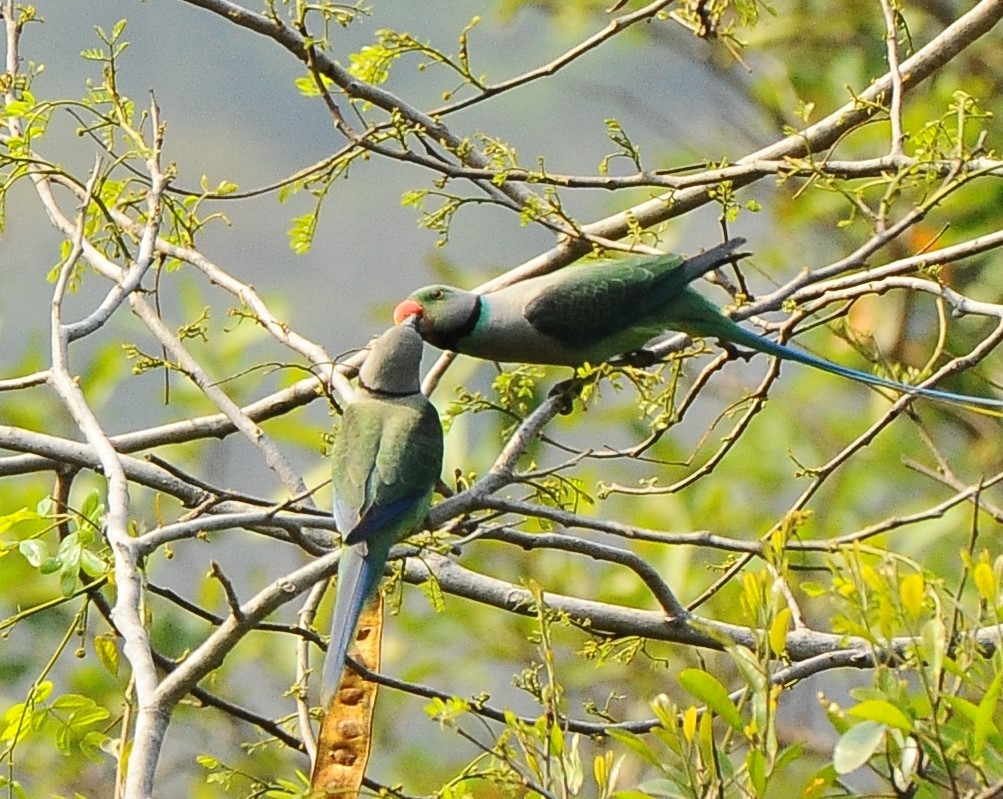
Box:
[358,324,424,395]
[393,286,480,340]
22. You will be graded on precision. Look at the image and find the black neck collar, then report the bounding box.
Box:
[358,379,418,399]
[430,295,482,351]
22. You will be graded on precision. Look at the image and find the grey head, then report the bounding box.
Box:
[358,322,424,395]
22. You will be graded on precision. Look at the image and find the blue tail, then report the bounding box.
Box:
[319,542,388,707]
[720,321,1003,412]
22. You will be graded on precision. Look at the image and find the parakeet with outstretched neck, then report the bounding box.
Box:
[321,321,443,707]
[393,238,1003,411]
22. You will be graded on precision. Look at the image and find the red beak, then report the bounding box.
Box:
[393,298,423,325]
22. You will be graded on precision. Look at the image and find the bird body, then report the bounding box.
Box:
[396,239,747,366]
[321,323,443,707]
[394,238,1003,411]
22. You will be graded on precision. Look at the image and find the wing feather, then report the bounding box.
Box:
[522,240,745,348]
[332,398,443,547]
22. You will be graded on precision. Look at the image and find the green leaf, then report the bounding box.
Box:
[747,748,767,797]
[94,634,120,677]
[775,742,803,770]
[0,703,32,745]
[80,730,110,763]
[678,668,743,731]
[293,72,333,97]
[920,617,946,682]
[800,763,837,798]
[974,561,997,601]
[974,671,1002,756]
[288,212,317,255]
[847,699,912,731]
[0,775,27,799]
[54,723,72,755]
[423,696,468,724]
[68,706,111,729]
[51,694,93,710]
[420,573,446,613]
[39,556,61,575]
[33,681,53,702]
[56,531,80,559]
[833,720,885,774]
[900,573,925,618]
[348,43,394,85]
[939,693,979,724]
[634,779,687,798]
[18,538,48,567]
[59,564,78,596]
[728,644,767,693]
[606,728,664,769]
[563,733,584,794]
[3,99,33,117]
[768,607,791,656]
[79,548,106,578]
[79,489,103,530]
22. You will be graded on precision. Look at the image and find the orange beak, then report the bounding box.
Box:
[393,298,423,325]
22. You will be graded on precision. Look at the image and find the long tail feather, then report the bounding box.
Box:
[320,544,385,707]
[720,321,1003,413]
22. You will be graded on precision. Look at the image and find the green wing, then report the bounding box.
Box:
[331,398,442,544]
[523,257,676,346]
[523,240,743,348]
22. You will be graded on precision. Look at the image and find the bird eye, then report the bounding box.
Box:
[431,289,445,300]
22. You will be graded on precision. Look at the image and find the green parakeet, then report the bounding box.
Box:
[394,238,1003,410]
[321,321,443,706]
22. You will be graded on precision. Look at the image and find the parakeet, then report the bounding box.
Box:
[393,239,1003,410]
[321,321,443,706]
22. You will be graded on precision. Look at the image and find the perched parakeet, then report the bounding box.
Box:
[321,321,443,706]
[393,238,1003,410]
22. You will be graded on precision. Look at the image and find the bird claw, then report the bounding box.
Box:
[719,341,755,362]
[549,376,587,414]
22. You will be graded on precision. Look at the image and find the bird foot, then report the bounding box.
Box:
[719,341,755,362]
[549,376,589,415]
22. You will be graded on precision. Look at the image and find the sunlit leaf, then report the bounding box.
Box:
[833,721,885,774]
[678,668,743,731]
[900,573,925,618]
[848,699,912,732]
[920,617,946,682]
[768,607,792,656]
[974,672,1002,756]
[974,562,997,602]
[606,728,663,769]
[94,634,120,677]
